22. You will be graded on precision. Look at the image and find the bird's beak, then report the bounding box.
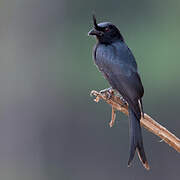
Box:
[88,28,102,36]
[88,14,103,36]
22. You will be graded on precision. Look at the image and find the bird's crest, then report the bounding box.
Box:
[92,14,102,31]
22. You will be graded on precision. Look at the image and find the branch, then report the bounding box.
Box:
[90,90,180,153]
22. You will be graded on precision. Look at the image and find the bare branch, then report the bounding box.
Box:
[90,90,180,153]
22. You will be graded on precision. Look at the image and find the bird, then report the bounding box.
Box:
[88,15,149,170]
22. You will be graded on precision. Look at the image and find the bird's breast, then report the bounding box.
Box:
[94,44,117,70]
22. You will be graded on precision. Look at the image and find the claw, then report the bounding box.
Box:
[120,96,127,106]
[100,87,114,99]
[100,87,112,93]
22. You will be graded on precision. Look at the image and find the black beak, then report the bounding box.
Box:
[88,14,103,36]
[88,28,101,36]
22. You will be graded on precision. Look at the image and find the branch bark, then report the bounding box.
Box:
[90,90,180,153]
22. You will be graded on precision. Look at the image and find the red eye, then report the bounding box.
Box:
[105,27,109,32]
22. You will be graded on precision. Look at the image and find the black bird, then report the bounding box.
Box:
[88,15,149,170]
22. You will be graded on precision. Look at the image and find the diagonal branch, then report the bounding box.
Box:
[90,90,180,153]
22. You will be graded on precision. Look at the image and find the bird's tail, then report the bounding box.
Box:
[128,107,149,170]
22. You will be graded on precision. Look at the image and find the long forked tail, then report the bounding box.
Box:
[128,107,150,170]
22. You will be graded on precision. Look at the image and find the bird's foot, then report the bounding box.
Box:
[119,96,128,107]
[100,87,114,99]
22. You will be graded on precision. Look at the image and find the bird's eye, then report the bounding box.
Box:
[104,27,110,32]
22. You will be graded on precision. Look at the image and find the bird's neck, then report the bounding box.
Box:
[97,34,124,45]
[97,38,124,46]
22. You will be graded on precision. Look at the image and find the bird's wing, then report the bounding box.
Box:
[112,42,138,72]
[105,63,144,119]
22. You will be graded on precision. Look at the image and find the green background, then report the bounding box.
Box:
[0,0,180,179]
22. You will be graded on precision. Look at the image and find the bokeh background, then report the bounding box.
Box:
[0,0,180,179]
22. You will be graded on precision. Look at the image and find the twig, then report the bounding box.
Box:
[90,90,180,153]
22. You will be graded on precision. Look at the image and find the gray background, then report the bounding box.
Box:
[0,0,180,179]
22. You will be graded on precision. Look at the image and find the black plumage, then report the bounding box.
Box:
[88,15,149,170]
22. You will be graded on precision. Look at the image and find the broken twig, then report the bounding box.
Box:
[90,90,180,153]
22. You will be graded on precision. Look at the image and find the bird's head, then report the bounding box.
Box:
[88,15,124,44]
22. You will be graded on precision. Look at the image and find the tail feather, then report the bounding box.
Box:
[139,98,144,118]
[128,107,149,170]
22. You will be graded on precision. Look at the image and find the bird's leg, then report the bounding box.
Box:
[100,87,114,99]
[119,96,128,107]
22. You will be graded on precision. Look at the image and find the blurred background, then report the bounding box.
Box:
[0,0,180,179]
